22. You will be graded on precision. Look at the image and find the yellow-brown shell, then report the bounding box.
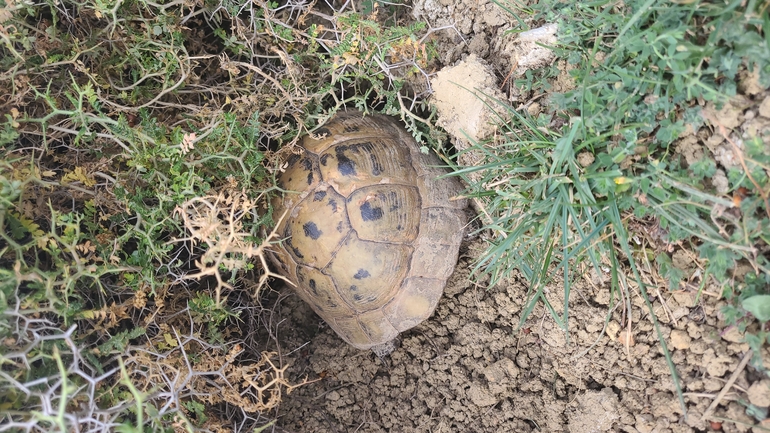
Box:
[270,110,467,350]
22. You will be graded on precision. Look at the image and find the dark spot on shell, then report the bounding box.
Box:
[350,285,358,291]
[368,148,383,176]
[396,224,402,230]
[335,146,356,176]
[343,124,360,133]
[285,237,304,259]
[316,127,331,138]
[303,222,322,240]
[320,154,330,166]
[353,294,364,301]
[327,199,338,213]
[353,269,370,279]
[389,191,400,211]
[336,221,344,232]
[287,154,300,166]
[309,279,318,296]
[360,201,383,221]
[302,158,314,185]
[313,191,327,201]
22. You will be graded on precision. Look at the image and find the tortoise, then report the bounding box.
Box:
[270,109,467,355]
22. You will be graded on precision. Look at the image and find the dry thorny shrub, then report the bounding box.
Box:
[174,189,293,306]
[2,0,454,427]
[151,189,312,413]
[124,333,308,415]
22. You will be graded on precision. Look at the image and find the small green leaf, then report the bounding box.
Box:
[746,403,769,422]
[742,295,770,322]
[690,159,716,179]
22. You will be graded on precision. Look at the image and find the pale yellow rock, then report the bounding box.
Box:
[431,54,503,145]
[467,383,497,406]
[670,329,691,350]
[671,291,696,308]
[483,358,519,383]
[746,379,770,407]
[635,414,655,433]
[430,55,506,183]
[722,326,745,343]
[705,355,732,377]
[739,69,765,96]
[704,100,743,129]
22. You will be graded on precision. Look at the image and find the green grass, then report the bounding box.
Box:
[462,0,769,421]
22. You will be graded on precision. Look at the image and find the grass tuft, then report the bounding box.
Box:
[461,0,770,420]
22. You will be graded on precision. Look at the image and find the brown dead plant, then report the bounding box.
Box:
[123,328,312,415]
[174,190,293,307]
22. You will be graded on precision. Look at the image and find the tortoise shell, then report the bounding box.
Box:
[270,110,467,352]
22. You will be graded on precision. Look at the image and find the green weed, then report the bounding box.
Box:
[463,0,770,419]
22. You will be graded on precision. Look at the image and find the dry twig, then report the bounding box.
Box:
[700,350,753,422]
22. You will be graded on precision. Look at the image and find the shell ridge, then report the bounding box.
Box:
[320,230,359,312]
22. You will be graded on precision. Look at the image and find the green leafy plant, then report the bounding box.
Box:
[743,295,770,322]
[541,0,768,341]
[460,99,686,412]
[462,0,770,420]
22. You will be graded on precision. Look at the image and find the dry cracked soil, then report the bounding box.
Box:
[276,237,770,432]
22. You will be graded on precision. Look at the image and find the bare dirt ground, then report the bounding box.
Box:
[277,239,769,432]
[274,1,770,432]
